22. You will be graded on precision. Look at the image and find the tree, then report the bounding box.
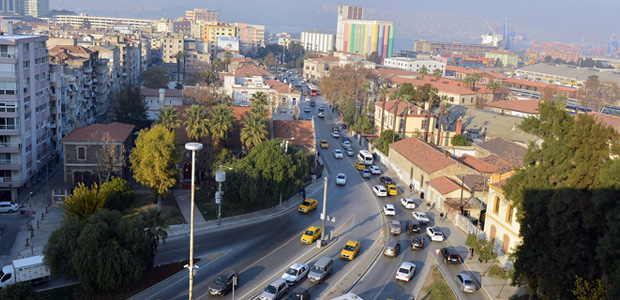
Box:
[142,66,169,89]
[488,80,502,100]
[351,115,374,134]
[477,239,498,276]
[223,50,233,72]
[130,125,180,206]
[208,104,236,149]
[263,52,276,70]
[376,129,399,155]
[212,57,225,72]
[200,69,218,85]
[451,134,471,146]
[319,62,369,123]
[418,65,429,80]
[241,113,268,151]
[94,132,126,185]
[249,91,269,117]
[488,264,511,298]
[100,177,135,212]
[59,183,104,221]
[367,51,381,64]
[139,207,169,268]
[432,68,443,81]
[115,85,149,130]
[579,75,603,111]
[379,85,389,134]
[465,72,481,91]
[156,106,180,132]
[571,276,609,300]
[0,282,40,300]
[172,51,185,88]
[183,105,209,141]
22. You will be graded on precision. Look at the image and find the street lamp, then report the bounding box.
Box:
[216,165,233,225]
[184,142,203,300]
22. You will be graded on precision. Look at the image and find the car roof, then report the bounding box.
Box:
[390,220,399,225]
[402,198,413,201]
[385,204,394,208]
[270,278,286,285]
[290,262,307,269]
[400,262,416,268]
[457,272,472,280]
[375,185,385,189]
[220,270,236,276]
[346,240,359,246]
[386,241,399,247]
[307,226,319,230]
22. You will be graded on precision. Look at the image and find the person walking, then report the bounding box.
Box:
[440,212,444,221]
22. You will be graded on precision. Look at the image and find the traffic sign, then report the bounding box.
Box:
[380,229,384,234]
[435,248,441,255]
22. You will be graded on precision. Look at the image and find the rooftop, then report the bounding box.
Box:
[140,88,184,98]
[476,137,527,169]
[517,63,620,84]
[483,99,540,115]
[428,176,465,194]
[61,122,135,143]
[390,137,458,174]
[272,120,315,151]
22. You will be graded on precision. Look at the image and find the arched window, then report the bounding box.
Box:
[506,204,514,224]
[502,234,510,253]
[489,225,496,244]
[493,196,500,215]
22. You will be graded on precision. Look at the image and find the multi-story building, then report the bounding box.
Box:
[87,43,121,99]
[336,5,364,52]
[303,56,340,80]
[234,23,265,47]
[23,0,48,18]
[414,39,500,57]
[161,33,184,64]
[383,57,445,74]
[202,23,236,58]
[301,31,335,54]
[0,0,18,15]
[53,14,153,30]
[374,100,438,140]
[173,21,192,36]
[185,8,218,23]
[341,20,394,58]
[484,51,519,68]
[0,35,51,203]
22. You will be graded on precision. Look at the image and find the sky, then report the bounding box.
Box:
[51,0,620,51]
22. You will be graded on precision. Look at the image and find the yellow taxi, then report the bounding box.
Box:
[340,240,361,260]
[354,161,366,170]
[386,184,398,196]
[320,140,329,148]
[298,199,318,213]
[301,226,322,244]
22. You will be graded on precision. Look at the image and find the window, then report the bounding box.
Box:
[502,234,510,253]
[0,82,16,95]
[0,118,16,130]
[489,225,496,244]
[0,102,16,113]
[506,204,514,224]
[493,196,500,215]
[23,43,29,52]
[23,61,29,68]
[77,147,86,160]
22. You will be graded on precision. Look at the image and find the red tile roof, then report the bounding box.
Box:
[264,80,295,94]
[391,76,491,95]
[586,112,620,133]
[61,122,135,143]
[428,176,465,194]
[373,67,419,78]
[233,65,274,78]
[375,100,430,117]
[308,56,340,62]
[458,154,502,174]
[483,99,540,114]
[272,120,315,151]
[445,66,508,80]
[389,137,458,174]
[503,78,578,93]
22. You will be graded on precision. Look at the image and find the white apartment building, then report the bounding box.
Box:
[23,0,48,18]
[53,14,153,30]
[335,5,364,52]
[383,57,446,75]
[301,32,335,54]
[0,35,50,203]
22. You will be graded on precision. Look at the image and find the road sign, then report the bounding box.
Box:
[435,248,441,255]
[380,229,384,234]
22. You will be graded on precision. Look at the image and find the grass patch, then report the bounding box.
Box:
[418,265,458,300]
[126,193,185,225]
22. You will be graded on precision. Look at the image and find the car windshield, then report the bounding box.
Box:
[301,201,311,206]
[399,268,409,273]
[265,285,277,293]
[310,265,324,273]
[304,230,314,235]
[436,231,444,236]
[287,294,302,300]
[464,280,475,285]
[344,245,356,251]
[214,274,228,284]
[338,175,345,179]
[285,268,298,276]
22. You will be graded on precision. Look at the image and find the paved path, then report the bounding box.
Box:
[172,188,206,224]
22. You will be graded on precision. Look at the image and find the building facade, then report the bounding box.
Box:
[185,8,218,22]
[342,20,394,58]
[414,39,500,57]
[301,32,335,54]
[383,57,445,74]
[234,23,266,47]
[335,5,363,52]
[23,0,49,18]
[53,14,153,30]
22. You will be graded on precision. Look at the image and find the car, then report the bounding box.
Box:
[369,165,381,175]
[336,173,347,186]
[306,117,311,120]
[344,147,354,156]
[342,140,351,148]
[412,211,430,224]
[318,112,325,118]
[411,236,425,250]
[286,288,311,300]
[333,149,343,159]
[400,198,417,209]
[310,101,316,107]
[0,201,19,213]
[455,273,476,293]
[298,199,318,213]
[383,204,396,216]
[305,97,310,102]
[389,220,401,235]
[383,241,401,257]
[386,184,398,196]
[260,278,289,300]
[340,240,361,260]
[441,247,462,264]
[318,105,324,111]
[395,262,417,282]
[354,161,366,170]
[331,131,340,138]
[301,226,322,244]
[426,227,445,242]
[407,220,421,234]
[281,263,309,285]
[360,169,371,178]
[379,176,395,186]
[373,185,387,197]
[320,140,328,148]
[304,106,310,113]
[209,270,239,296]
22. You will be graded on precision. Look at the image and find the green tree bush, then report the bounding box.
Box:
[450,134,471,146]
[375,130,399,155]
[100,177,135,212]
[142,66,169,89]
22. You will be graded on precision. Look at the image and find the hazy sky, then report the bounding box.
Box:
[51,0,619,50]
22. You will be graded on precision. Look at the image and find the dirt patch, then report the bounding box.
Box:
[418,265,458,300]
[126,193,185,225]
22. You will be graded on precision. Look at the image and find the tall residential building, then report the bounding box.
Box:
[301,32,335,54]
[24,0,49,18]
[0,35,50,203]
[53,14,153,30]
[342,20,394,58]
[161,33,184,63]
[0,0,17,15]
[234,23,265,47]
[185,8,218,22]
[336,5,363,52]
[203,23,236,58]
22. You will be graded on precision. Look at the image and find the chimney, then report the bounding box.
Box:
[424,101,430,111]
[159,88,165,110]
[456,118,463,135]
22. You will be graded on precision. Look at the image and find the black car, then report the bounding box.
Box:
[441,247,462,264]
[379,176,395,186]
[411,236,425,250]
[286,287,311,300]
[406,220,421,234]
[209,270,239,296]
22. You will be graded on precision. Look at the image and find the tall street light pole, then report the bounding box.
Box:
[184,142,203,300]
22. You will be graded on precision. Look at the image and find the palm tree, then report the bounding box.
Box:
[419,66,429,80]
[139,207,169,268]
[241,113,268,151]
[201,70,218,85]
[223,50,233,72]
[156,106,179,132]
[250,91,269,117]
[467,72,481,91]
[208,104,236,149]
[488,79,502,100]
[183,105,209,141]
[181,50,189,80]
[391,95,401,143]
[432,68,443,81]
[424,89,437,142]
[463,76,474,90]
[379,86,389,134]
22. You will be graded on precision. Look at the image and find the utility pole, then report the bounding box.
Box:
[184,142,203,300]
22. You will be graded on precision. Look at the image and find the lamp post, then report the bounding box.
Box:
[216,165,233,225]
[184,142,203,300]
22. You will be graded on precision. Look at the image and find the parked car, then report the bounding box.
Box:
[209,270,239,296]
[336,173,347,186]
[379,176,395,186]
[373,185,387,197]
[395,262,416,282]
[369,165,381,175]
[411,236,425,250]
[259,278,289,300]
[441,247,462,264]
[383,241,401,257]
[0,201,19,213]
[455,273,476,293]
[390,220,401,235]
[400,198,416,209]
[383,204,396,216]
[360,169,371,178]
[412,211,430,224]
[426,227,445,242]
[281,263,309,285]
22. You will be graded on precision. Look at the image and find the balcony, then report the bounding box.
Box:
[50,122,57,128]
[0,158,21,169]
[0,142,20,153]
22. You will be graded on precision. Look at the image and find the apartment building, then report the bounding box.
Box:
[383,57,445,75]
[185,8,219,22]
[161,33,184,64]
[336,5,364,52]
[202,23,236,58]
[414,39,500,57]
[53,14,153,30]
[0,35,51,203]
[88,43,121,99]
[301,32,335,54]
[234,23,265,47]
[23,0,49,18]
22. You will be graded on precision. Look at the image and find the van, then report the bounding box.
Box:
[330,292,364,300]
[357,150,373,165]
[308,256,333,283]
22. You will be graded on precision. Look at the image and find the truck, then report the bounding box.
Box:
[0,255,51,289]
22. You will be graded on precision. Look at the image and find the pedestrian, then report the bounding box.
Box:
[470,247,474,257]
[409,183,413,192]
[426,202,431,211]
[302,188,306,200]
[420,191,425,200]
[440,212,444,221]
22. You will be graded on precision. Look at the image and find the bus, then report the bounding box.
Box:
[308,84,319,96]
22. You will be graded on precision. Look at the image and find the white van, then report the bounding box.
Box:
[330,293,364,300]
[357,150,373,165]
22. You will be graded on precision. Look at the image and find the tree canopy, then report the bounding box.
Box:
[375,129,399,155]
[59,183,104,221]
[450,134,471,146]
[115,85,149,130]
[100,177,135,212]
[142,66,170,89]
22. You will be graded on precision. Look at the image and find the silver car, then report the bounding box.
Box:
[361,169,371,178]
[0,201,19,213]
[455,272,476,293]
[260,278,289,300]
[390,220,401,235]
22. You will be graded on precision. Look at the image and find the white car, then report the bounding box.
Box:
[369,165,381,175]
[306,117,312,120]
[260,278,289,300]
[395,262,417,282]
[336,173,347,186]
[342,140,351,148]
[305,97,310,102]
[333,149,343,159]
[344,147,354,156]
[373,185,387,197]
[318,112,325,118]
[412,211,430,224]
[426,227,445,242]
[0,201,19,213]
[281,263,309,285]
[331,131,340,138]
[383,204,396,216]
[304,106,310,112]
[400,198,417,209]
[318,106,324,111]
[360,169,371,178]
